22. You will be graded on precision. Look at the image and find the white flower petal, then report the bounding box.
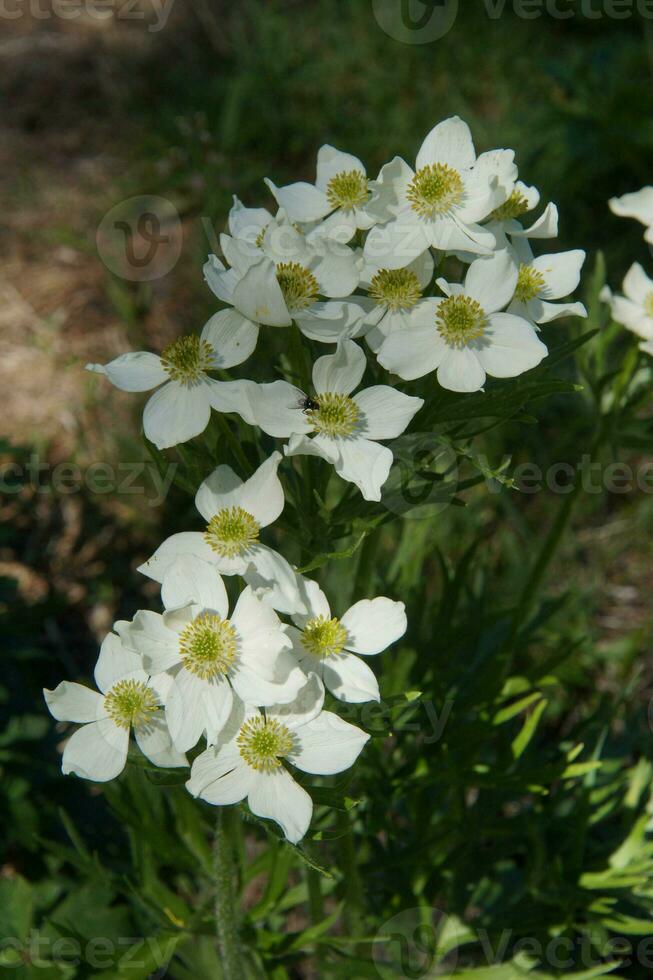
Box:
[204,254,238,304]
[134,714,187,768]
[534,300,587,324]
[228,198,274,240]
[609,187,653,226]
[161,556,229,617]
[61,718,129,783]
[289,711,370,775]
[138,532,217,584]
[427,216,495,255]
[244,546,312,617]
[237,452,285,528]
[416,116,476,172]
[309,241,361,297]
[322,653,380,703]
[532,250,585,300]
[205,378,259,426]
[377,326,447,381]
[515,202,559,239]
[295,301,369,344]
[623,262,653,306]
[475,313,548,379]
[125,610,181,673]
[465,250,518,313]
[247,769,313,843]
[363,214,429,270]
[195,465,243,521]
[86,352,167,392]
[143,381,211,450]
[312,339,366,395]
[341,597,407,655]
[335,438,393,502]
[250,380,311,438]
[44,682,105,723]
[437,347,486,393]
[290,578,331,629]
[94,632,145,694]
[267,672,326,728]
[232,256,291,327]
[353,386,423,440]
[265,177,331,223]
[166,670,230,752]
[315,144,366,191]
[284,432,340,465]
[187,747,254,805]
[201,309,259,369]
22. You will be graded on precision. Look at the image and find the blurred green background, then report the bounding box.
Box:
[4,1,653,976]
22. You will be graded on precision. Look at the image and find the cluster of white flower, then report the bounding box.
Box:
[603,188,653,355]
[46,118,587,843]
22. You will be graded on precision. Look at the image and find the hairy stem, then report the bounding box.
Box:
[213,809,244,980]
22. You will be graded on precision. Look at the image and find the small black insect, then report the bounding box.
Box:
[298,394,320,413]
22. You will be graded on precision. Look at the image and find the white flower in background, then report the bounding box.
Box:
[248,339,424,501]
[363,116,512,268]
[377,249,547,393]
[122,557,305,753]
[43,632,185,782]
[265,145,377,242]
[187,680,370,843]
[86,316,256,450]
[287,577,407,703]
[506,238,587,325]
[139,452,305,616]
[609,187,653,244]
[602,263,653,355]
[357,251,435,353]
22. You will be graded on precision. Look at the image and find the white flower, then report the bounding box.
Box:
[602,262,653,354]
[356,251,435,354]
[43,632,186,782]
[609,187,653,244]
[122,557,305,753]
[187,681,370,843]
[377,249,548,393]
[363,117,510,269]
[264,145,377,242]
[247,339,424,501]
[138,452,305,616]
[86,316,256,450]
[287,577,406,703]
[506,238,587,325]
[486,181,559,243]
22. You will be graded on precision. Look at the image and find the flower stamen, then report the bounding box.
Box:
[276,262,319,313]
[161,335,215,384]
[407,164,464,218]
[305,393,360,438]
[302,615,347,658]
[204,506,260,558]
[178,613,238,680]
[369,268,422,312]
[326,170,369,211]
[514,264,546,303]
[237,716,294,773]
[436,295,487,347]
[490,189,531,222]
[104,679,157,730]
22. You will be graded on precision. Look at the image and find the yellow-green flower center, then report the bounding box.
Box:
[407,163,464,218]
[326,169,369,211]
[204,506,260,558]
[302,615,347,658]
[237,716,294,773]
[489,189,531,222]
[436,295,487,347]
[276,261,319,312]
[178,613,238,680]
[369,268,422,312]
[161,335,215,383]
[305,392,360,438]
[104,679,157,730]
[514,264,546,303]
[644,292,653,318]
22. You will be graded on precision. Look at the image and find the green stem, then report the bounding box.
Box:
[213,809,244,980]
[217,414,251,475]
[337,810,365,936]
